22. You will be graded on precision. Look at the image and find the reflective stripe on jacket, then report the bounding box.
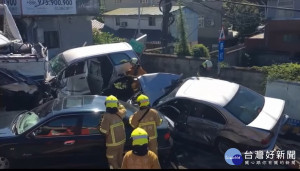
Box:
[129,108,162,140]
[99,107,126,147]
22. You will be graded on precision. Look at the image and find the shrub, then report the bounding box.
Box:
[252,63,300,82]
[191,44,210,58]
[92,29,125,44]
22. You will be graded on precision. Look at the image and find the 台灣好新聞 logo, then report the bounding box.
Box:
[224,148,243,165]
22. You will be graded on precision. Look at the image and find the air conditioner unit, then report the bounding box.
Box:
[120,22,128,27]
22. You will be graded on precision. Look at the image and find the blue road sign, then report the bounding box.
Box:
[218,41,224,62]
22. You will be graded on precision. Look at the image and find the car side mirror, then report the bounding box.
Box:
[28,131,36,139]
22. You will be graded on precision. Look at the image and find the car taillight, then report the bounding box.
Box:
[261,133,274,145]
[164,132,170,140]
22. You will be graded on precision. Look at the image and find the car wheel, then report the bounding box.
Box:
[0,156,10,169]
[216,139,235,155]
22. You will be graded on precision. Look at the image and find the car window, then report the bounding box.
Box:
[158,99,191,121]
[0,72,16,86]
[109,53,131,65]
[64,61,85,78]
[35,116,80,137]
[49,53,68,75]
[191,103,226,125]
[224,86,265,125]
[81,113,102,135]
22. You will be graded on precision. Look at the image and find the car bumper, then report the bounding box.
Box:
[262,114,289,151]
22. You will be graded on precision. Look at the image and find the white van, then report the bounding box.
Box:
[45,42,139,97]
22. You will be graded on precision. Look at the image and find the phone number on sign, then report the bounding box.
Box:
[34,0,73,7]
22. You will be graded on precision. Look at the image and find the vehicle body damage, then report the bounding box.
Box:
[44,42,139,99]
[0,68,43,111]
[0,95,172,169]
[128,73,289,154]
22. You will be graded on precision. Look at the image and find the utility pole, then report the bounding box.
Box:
[161,0,172,54]
[138,0,141,37]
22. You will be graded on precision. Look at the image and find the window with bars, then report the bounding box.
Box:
[44,31,60,49]
[199,16,204,28]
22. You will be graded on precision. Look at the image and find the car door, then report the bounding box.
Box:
[187,102,226,145]
[87,59,103,95]
[157,99,192,141]
[59,61,90,95]
[72,112,108,167]
[19,115,82,168]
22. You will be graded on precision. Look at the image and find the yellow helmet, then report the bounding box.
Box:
[105,95,119,108]
[136,94,150,107]
[131,127,148,146]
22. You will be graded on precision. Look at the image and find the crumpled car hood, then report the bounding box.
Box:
[138,73,182,106]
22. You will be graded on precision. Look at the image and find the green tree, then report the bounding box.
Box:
[191,44,210,58]
[223,0,262,38]
[93,29,125,44]
[175,0,191,56]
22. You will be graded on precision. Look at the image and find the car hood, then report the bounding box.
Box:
[0,127,14,137]
[247,97,285,131]
[138,73,182,106]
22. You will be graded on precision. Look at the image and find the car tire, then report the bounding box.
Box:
[0,156,10,169]
[216,138,236,155]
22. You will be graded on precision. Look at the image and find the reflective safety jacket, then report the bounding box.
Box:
[129,108,162,140]
[121,150,161,169]
[99,105,127,147]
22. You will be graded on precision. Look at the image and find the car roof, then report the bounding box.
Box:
[176,77,239,107]
[52,95,107,114]
[61,42,134,63]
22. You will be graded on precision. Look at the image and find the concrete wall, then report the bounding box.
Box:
[140,53,211,78]
[265,80,300,121]
[26,16,93,58]
[219,67,266,95]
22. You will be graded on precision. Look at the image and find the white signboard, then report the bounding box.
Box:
[4,0,22,15]
[22,0,77,15]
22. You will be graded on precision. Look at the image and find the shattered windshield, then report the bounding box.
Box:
[49,53,68,75]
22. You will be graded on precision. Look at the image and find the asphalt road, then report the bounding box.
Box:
[1,109,299,169]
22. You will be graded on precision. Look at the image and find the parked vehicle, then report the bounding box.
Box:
[0,68,43,111]
[44,42,140,99]
[0,95,172,169]
[129,73,289,154]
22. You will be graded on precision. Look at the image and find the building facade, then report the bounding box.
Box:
[1,0,100,58]
[246,0,300,57]
[102,0,222,50]
[103,6,199,44]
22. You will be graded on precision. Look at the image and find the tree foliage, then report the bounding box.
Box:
[175,0,191,56]
[92,29,125,44]
[223,0,262,37]
[191,44,210,58]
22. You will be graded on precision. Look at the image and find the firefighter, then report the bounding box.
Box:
[99,95,127,169]
[197,59,213,76]
[126,58,147,92]
[129,94,162,155]
[121,127,161,169]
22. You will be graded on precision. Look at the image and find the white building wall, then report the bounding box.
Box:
[33,16,93,58]
[169,7,199,43]
[105,15,162,30]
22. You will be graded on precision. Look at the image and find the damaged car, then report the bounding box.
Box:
[129,73,289,154]
[0,95,172,169]
[0,68,43,111]
[44,42,140,99]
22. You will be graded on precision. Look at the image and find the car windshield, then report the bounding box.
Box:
[224,86,265,125]
[49,53,68,75]
[14,100,55,134]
